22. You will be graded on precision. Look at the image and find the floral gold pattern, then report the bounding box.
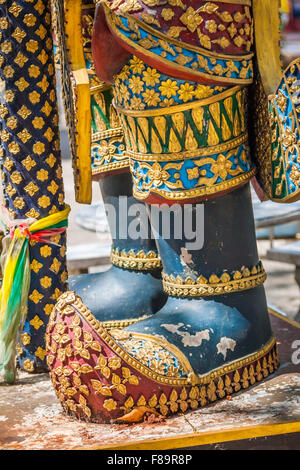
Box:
[0,0,68,373]
[46,292,279,423]
[162,261,267,297]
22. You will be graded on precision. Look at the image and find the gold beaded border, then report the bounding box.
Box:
[92,127,124,142]
[110,248,162,271]
[162,262,267,298]
[115,341,278,421]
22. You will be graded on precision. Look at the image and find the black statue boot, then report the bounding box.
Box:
[69,171,167,328]
[46,183,278,423]
[52,1,166,329]
[46,3,278,423]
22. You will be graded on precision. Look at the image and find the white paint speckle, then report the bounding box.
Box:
[216,337,236,360]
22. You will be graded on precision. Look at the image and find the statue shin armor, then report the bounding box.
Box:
[0,0,68,378]
[47,0,280,422]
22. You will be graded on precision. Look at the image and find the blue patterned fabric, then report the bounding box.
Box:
[0,0,68,373]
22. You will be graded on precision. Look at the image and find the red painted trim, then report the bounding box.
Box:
[142,181,249,205]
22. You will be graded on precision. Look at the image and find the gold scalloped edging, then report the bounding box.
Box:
[127,134,248,163]
[50,292,277,388]
[115,85,242,117]
[162,262,266,298]
[110,248,162,271]
[100,315,151,330]
[133,168,256,201]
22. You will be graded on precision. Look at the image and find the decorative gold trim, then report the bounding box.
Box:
[105,7,253,85]
[92,127,124,142]
[110,248,162,271]
[162,262,267,297]
[90,83,111,94]
[116,331,195,377]
[127,134,248,162]
[101,315,151,330]
[125,13,254,62]
[92,160,129,176]
[54,292,277,388]
[207,0,252,4]
[115,85,242,117]
[115,339,278,420]
[268,306,300,329]
[133,168,256,201]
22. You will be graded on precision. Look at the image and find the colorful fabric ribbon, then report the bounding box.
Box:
[0,204,70,384]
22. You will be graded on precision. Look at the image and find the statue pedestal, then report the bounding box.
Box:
[1,310,299,450]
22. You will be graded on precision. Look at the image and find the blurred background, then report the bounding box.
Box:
[3,1,300,322]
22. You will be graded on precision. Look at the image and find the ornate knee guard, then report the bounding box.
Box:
[0,0,69,380]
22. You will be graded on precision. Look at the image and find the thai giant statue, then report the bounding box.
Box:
[30,0,300,422]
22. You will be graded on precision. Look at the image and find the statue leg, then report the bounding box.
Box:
[0,0,68,374]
